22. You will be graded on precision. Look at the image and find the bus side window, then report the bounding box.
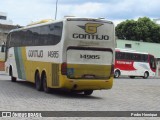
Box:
[116,52,125,60]
[131,53,136,60]
[120,52,125,60]
[136,54,141,62]
[125,53,131,60]
[141,54,148,62]
[115,52,121,60]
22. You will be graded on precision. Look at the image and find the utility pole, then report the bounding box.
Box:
[55,0,58,20]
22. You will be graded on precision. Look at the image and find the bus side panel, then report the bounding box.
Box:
[25,61,52,85]
[24,61,59,88]
[14,47,53,86]
[6,48,18,78]
[13,47,61,88]
[15,47,27,79]
[24,60,60,88]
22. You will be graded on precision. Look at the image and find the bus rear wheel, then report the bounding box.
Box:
[84,90,93,95]
[35,72,43,91]
[42,73,51,93]
[143,72,149,79]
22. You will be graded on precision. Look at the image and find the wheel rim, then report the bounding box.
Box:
[115,71,119,78]
[144,72,148,78]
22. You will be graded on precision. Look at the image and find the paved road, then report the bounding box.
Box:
[0,71,160,119]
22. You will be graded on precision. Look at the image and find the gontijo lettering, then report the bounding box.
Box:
[28,50,43,58]
[73,34,109,40]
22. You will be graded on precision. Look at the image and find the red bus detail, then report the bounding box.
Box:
[114,48,156,79]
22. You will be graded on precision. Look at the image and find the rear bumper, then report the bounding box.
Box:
[58,75,113,91]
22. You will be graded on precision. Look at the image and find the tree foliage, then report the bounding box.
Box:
[115,17,160,43]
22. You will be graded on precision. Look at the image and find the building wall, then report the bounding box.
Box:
[0,12,21,71]
[0,11,13,25]
[0,24,21,44]
[116,39,160,58]
[0,33,7,44]
[116,39,160,77]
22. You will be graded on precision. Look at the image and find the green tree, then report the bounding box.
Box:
[116,17,160,43]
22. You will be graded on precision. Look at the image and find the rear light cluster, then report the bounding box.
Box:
[61,62,67,75]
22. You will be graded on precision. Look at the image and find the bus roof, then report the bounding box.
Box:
[64,17,113,24]
[115,48,148,55]
[9,17,113,33]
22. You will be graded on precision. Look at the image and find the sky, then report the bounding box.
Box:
[0,0,160,26]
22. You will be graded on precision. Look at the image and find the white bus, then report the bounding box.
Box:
[114,48,156,79]
[4,17,115,95]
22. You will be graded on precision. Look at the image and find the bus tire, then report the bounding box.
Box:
[42,72,51,93]
[114,70,120,78]
[84,90,93,95]
[35,71,43,91]
[9,66,17,82]
[143,72,149,79]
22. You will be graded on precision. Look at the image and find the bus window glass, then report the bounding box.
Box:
[9,22,63,47]
[131,53,136,60]
[125,53,131,60]
[116,52,125,60]
[115,52,120,60]
[141,54,148,62]
[135,54,141,61]
[150,56,156,69]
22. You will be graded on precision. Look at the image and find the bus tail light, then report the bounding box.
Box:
[61,62,67,75]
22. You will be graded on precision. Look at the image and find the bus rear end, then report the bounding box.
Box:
[60,18,115,94]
